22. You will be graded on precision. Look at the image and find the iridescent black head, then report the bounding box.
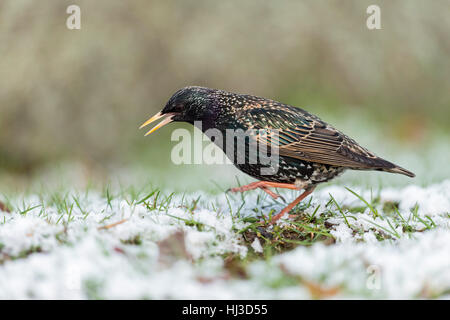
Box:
[162,86,217,124]
[140,86,218,135]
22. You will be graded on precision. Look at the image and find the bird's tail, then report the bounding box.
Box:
[382,166,416,178]
[363,156,416,178]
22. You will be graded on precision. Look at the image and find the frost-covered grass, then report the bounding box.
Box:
[0,179,449,299]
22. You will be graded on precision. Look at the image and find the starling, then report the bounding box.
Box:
[140,86,415,223]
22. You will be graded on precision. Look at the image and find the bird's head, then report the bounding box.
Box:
[140,86,216,135]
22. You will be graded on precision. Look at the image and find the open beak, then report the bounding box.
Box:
[139,111,175,136]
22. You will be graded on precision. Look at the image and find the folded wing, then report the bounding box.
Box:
[238,105,414,177]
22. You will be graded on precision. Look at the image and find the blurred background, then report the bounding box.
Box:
[0,0,449,191]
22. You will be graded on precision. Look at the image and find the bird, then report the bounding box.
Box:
[140,86,415,223]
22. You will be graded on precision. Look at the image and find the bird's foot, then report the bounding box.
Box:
[227,181,263,194]
[228,185,282,200]
[258,186,316,225]
[260,187,286,201]
[228,181,297,201]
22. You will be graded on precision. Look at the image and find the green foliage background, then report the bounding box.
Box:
[0,0,448,180]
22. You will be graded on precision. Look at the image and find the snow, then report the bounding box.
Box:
[251,238,263,253]
[0,179,449,299]
[276,229,450,298]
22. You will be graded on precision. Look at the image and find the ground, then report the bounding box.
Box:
[0,178,449,299]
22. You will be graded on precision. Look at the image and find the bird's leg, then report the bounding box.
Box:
[266,186,316,224]
[228,181,298,200]
[260,187,283,201]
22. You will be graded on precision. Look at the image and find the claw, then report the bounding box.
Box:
[227,187,241,194]
[226,181,313,225]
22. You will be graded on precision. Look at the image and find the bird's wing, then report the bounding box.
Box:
[239,105,387,169]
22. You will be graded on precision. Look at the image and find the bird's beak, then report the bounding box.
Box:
[139,111,175,136]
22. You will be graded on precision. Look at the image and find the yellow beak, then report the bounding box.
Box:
[140,111,175,136]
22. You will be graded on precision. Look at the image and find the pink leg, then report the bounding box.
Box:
[228,181,298,200]
[265,187,316,224]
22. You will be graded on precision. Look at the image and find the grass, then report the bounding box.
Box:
[0,184,442,251]
[0,179,448,299]
[0,185,437,245]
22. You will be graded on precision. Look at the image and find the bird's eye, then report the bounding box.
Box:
[174,103,185,112]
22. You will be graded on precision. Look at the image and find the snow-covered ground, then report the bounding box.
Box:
[0,179,449,299]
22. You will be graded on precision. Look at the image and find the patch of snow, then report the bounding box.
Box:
[251,238,263,253]
[0,179,448,299]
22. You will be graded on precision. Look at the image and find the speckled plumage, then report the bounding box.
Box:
[141,86,415,222]
[158,86,414,189]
